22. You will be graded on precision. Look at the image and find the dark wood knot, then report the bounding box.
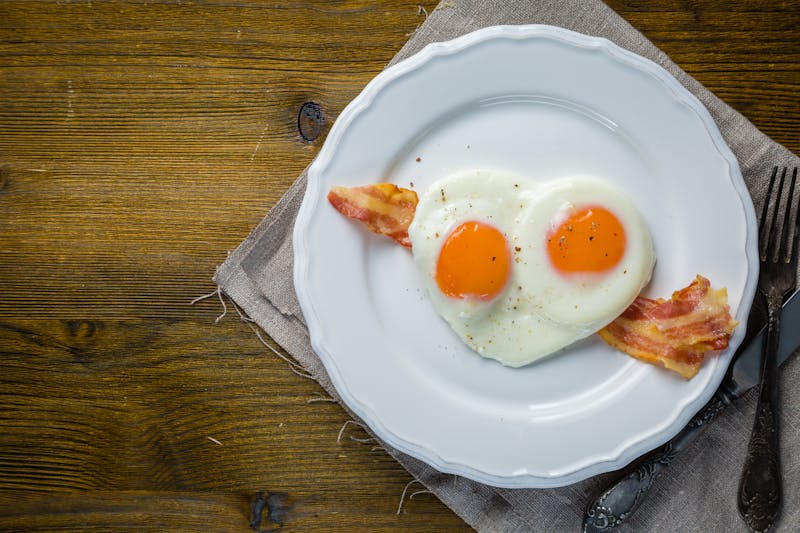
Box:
[0,165,10,192]
[250,491,291,531]
[64,320,103,364]
[297,102,324,141]
[66,320,98,340]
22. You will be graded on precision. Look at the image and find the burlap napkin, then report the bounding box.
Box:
[214,1,800,530]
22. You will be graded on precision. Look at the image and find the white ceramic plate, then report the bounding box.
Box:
[293,25,758,488]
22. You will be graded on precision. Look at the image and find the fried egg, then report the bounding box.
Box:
[407,170,655,366]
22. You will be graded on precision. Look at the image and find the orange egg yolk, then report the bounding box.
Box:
[547,206,626,274]
[436,221,511,300]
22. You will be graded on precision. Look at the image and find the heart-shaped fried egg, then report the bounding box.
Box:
[407,170,656,366]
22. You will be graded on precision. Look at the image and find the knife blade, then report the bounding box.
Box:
[583,289,800,533]
[726,289,799,396]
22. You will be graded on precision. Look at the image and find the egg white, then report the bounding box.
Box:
[514,177,655,330]
[408,170,655,367]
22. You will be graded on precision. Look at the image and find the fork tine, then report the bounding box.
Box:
[777,166,797,262]
[789,168,800,265]
[766,167,787,262]
[760,167,779,261]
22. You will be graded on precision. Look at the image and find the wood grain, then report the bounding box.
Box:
[0,1,798,530]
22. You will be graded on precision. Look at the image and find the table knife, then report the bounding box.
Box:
[583,289,800,532]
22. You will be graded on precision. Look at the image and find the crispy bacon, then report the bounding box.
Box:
[598,275,738,379]
[327,184,418,247]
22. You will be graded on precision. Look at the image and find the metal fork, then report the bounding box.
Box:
[738,166,799,532]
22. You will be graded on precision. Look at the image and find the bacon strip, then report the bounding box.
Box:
[598,275,738,379]
[327,184,418,247]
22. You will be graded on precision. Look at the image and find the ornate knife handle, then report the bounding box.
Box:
[583,392,731,533]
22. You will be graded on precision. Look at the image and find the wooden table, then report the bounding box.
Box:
[1,1,797,530]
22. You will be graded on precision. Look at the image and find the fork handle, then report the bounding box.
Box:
[738,298,782,532]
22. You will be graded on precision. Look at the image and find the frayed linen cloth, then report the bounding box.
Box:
[214,1,800,530]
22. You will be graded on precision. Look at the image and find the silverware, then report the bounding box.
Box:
[583,289,800,533]
[584,166,800,533]
[738,166,799,532]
